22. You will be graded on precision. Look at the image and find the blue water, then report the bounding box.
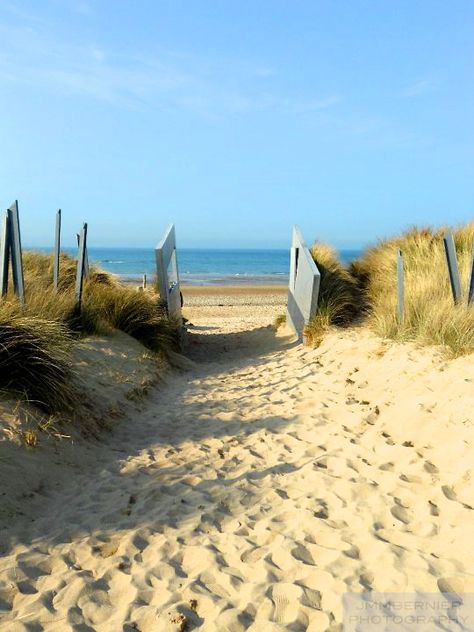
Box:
[38,247,362,285]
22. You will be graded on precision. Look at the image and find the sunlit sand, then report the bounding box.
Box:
[1,289,473,630]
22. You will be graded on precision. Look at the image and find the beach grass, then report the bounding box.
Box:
[82,282,180,352]
[306,223,474,356]
[0,307,76,413]
[1,251,179,412]
[273,313,287,330]
[304,242,363,345]
[351,223,474,356]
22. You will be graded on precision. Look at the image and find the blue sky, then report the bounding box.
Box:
[0,1,473,249]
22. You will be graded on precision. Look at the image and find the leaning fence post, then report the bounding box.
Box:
[0,211,10,296]
[53,209,61,289]
[75,223,88,310]
[443,231,462,304]
[397,249,404,325]
[8,201,25,305]
[468,246,474,306]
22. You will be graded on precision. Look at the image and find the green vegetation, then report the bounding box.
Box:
[273,313,287,330]
[304,242,362,346]
[305,223,474,356]
[0,252,180,412]
[0,311,75,412]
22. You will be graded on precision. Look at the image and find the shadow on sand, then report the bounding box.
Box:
[0,322,306,562]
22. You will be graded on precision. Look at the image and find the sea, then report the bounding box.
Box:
[39,247,362,286]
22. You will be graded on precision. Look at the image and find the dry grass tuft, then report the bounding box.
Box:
[305,223,474,356]
[273,313,287,330]
[351,223,474,356]
[83,283,180,353]
[0,251,180,413]
[305,242,363,345]
[0,308,76,412]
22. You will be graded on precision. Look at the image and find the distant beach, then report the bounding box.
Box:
[35,247,362,285]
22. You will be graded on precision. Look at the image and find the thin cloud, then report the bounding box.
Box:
[0,20,340,118]
[252,65,278,78]
[287,95,341,113]
[399,79,438,98]
[71,1,95,17]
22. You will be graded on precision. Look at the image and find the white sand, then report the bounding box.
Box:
[1,301,473,631]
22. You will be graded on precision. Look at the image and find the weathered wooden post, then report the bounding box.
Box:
[397,249,404,325]
[142,273,147,289]
[0,211,10,296]
[76,230,89,278]
[53,209,61,289]
[84,246,89,277]
[468,246,474,306]
[443,231,462,304]
[75,223,88,311]
[8,201,25,305]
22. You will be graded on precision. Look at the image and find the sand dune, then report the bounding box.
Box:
[1,302,473,631]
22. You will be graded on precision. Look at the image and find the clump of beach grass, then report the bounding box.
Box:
[351,223,474,356]
[273,313,286,330]
[22,251,179,351]
[82,283,180,352]
[0,251,180,413]
[304,242,363,345]
[0,307,76,412]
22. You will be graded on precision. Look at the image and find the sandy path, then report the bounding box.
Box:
[1,309,473,631]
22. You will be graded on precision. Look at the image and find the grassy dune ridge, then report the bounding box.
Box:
[0,252,179,412]
[307,223,474,356]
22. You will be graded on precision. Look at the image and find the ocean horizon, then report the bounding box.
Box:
[34,247,363,286]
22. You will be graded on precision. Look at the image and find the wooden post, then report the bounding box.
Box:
[443,231,462,304]
[75,223,88,310]
[0,211,10,297]
[76,230,89,277]
[8,201,25,305]
[84,246,89,278]
[53,209,61,289]
[468,246,474,306]
[142,273,147,289]
[397,249,404,325]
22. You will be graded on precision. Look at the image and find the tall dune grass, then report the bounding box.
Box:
[82,283,180,352]
[304,242,363,345]
[351,223,474,356]
[305,223,474,356]
[0,251,180,412]
[0,308,75,413]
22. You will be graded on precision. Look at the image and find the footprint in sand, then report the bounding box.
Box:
[240,547,266,564]
[441,485,474,510]
[441,485,458,501]
[313,506,329,519]
[215,607,253,630]
[390,504,412,525]
[270,583,303,625]
[400,473,424,484]
[359,571,374,589]
[270,548,296,572]
[424,460,439,474]
[438,576,474,595]
[300,586,321,609]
